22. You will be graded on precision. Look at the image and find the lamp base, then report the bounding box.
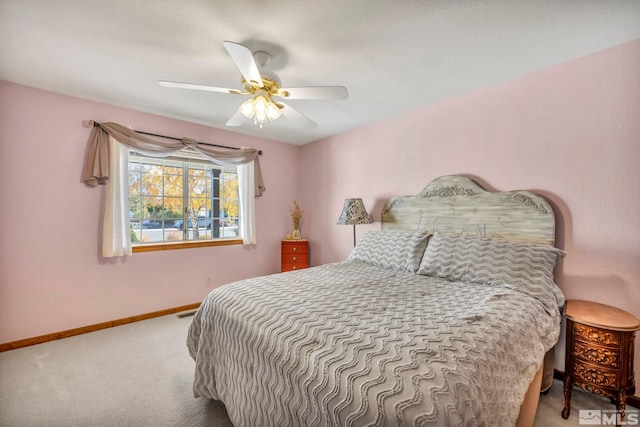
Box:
[352,224,356,247]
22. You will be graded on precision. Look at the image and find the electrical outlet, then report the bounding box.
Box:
[205,277,212,286]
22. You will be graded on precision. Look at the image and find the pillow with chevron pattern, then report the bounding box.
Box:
[347,231,431,273]
[416,233,566,287]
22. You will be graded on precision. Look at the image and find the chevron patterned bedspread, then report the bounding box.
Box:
[187,261,563,426]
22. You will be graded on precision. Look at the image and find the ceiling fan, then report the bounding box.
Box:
[159,41,349,129]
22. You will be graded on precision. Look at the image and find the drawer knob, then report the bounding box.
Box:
[292,265,297,270]
[293,247,297,252]
[292,256,297,261]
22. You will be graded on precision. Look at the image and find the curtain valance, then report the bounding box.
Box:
[82,121,265,196]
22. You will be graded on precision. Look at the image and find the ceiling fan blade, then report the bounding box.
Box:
[158,80,241,95]
[225,110,245,127]
[279,102,317,129]
[222,41,263,88]
[277,86,348,100]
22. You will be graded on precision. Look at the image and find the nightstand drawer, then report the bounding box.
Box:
[573,340,620,368]
[281,253,308,264]
[282,242,309,254]
[572,359,619,389]
[282,262,306,272]
[572,323,621,347]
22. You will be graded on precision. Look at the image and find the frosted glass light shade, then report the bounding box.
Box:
[239,95,281,124]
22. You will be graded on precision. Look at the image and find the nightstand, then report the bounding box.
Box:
[562,299,640,420]
[281,240,310,272]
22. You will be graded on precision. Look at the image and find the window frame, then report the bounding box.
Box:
[128,151,242,251]
[132,238,242,253]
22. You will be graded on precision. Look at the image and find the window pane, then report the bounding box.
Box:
[128,161,141,195]
[164,197,183,222]
[221,217,239,238]
[164,175,183,197]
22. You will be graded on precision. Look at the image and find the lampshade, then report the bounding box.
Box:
[337,198,372,247]
[336,198,372,225]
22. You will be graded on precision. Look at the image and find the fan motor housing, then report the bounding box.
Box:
[242,75,285,97]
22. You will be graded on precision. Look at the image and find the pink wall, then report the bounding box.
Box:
[1,39,639,392]
[0,81,300,343]
[299,40,640,382]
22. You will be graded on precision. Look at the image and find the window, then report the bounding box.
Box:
[128,152,239,246]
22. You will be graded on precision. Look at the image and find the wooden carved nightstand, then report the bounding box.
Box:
[562,299,640,421]
[281,240,310,272]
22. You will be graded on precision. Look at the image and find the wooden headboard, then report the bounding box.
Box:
[381,175,556,246]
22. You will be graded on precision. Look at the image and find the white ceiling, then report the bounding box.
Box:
[1,1,639,145]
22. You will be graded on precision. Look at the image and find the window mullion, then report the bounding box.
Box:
[212,168,220,238]
[182,161,188,240]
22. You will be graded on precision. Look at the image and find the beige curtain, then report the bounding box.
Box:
[82,121,265,196]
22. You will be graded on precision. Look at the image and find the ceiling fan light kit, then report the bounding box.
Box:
[239,93,282,126]
[159,40,348,129]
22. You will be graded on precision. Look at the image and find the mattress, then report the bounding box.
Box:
[187,259,563,426]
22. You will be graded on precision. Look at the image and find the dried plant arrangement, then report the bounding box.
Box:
[289,200,305,231]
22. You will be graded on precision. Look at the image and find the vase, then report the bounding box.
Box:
[292,229,301,240]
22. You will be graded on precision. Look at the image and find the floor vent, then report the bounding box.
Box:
[177,311,196,319]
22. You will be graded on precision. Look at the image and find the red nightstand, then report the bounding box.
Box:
[281,240,310,272]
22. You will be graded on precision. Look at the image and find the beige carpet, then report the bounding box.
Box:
[0,311,628,426]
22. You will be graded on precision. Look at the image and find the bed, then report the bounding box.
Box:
[187,175,566,426]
